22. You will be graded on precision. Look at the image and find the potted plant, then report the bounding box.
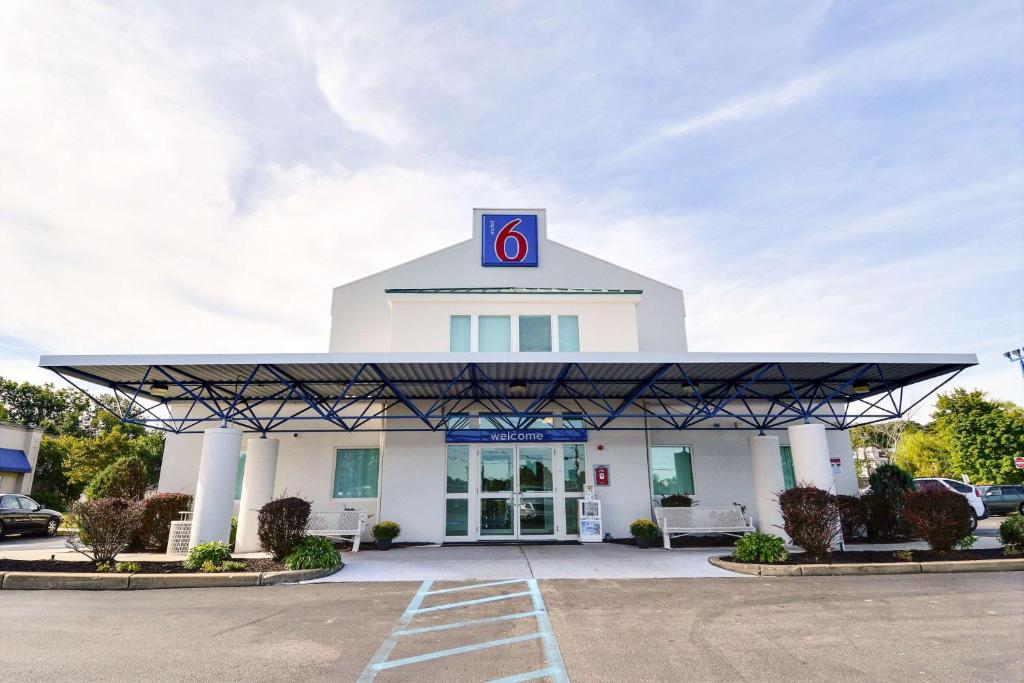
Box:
[372,520,401,551]
[629,518,659,549]
[660,494,694,508]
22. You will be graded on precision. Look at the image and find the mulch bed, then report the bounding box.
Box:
[612,535,737,548]
[725,548,1011,565]
[0,558,286,574]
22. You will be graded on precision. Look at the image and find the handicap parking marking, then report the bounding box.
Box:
[358,578,568,682]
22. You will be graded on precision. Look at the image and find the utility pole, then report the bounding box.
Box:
[1005,347,1024,381]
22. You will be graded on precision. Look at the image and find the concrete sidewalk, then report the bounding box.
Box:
[307,543,746,582]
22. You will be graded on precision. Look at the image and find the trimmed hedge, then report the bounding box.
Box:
[135,492,192,550]
[836,495,867,540]
[778,485,841,556]
[903,490,973,551]
[258,497,311,560]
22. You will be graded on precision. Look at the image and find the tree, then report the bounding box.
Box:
[892,429,953,477]
[85,455,149,500]
[933,389,1024,485]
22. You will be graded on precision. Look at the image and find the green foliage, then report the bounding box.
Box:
[778,485,841,556]
[864,463,915,540]
[372,520,401,541]
[660,494,694,507]
[955,534,977,550]
[95,561,115,573]
[230,516,238,549]
[903,490,973,551]
[199,559,246,573]
[892,550,914,562]
[892,429,952,477]
[733,532,788,564]
[933,389,1024,485]
[64,426,163,490]
[629,518,660,540]
[135,492,192,550]
[116,561,142,573]
[85,455,149,500]
[998,513,1024,549]
[284,535,342,570]
[184,541,232,570]
[257,497,312,560]
[68,497,145,563]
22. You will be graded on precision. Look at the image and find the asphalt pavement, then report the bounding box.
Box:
[1,572,1020,682]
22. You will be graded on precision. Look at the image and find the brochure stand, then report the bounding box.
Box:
[578,484,603,542]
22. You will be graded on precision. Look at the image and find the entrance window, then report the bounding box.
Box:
[446,445,469,493]
[446,499,469,536]
[780,445,796,489]
[558,316,580,352]
[479,316,511,351]
[519,316,552,352]
[333,448,380,498]
[449,315,471,352]
[235,451,246,500]
[650,446,695,496]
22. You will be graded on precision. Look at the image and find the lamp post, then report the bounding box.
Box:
[1005,347,1024,381]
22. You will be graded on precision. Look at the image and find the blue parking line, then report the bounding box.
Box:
[526,579,568,683]
[412,590,533,613]
[372,633,544,671]
[394,610,543,636]
[426,579,529,595]
[357,580,433,683]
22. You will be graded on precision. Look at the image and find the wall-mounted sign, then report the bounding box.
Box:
[829,456,842,473]
[481,214,539,267]
[1014,456,1024,470]
[593,464,610,486]
[445,428,587,443]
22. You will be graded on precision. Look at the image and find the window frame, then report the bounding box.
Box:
[557,315,580,352]
[649,444,696,497]
[331,447,382,499]
[449,314,472,352]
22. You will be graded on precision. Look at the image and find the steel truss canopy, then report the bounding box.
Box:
[39,352,977,434]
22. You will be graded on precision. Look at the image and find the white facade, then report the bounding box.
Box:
[157,209,858,544]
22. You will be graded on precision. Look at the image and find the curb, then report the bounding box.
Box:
[0,566,341,590]
[709,556,1024,576]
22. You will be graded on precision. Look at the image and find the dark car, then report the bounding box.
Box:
[981,485,1024,515]
[0,494,62,538]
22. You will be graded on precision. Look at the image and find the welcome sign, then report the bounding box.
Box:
[481,214,539,267]
[445,428,587,443]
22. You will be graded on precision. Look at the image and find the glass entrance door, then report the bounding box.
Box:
[517,446,556,537]
[479,447,516,538]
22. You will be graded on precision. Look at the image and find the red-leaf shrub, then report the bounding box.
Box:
[257,497,311,560]
[777,485,841,556]
[67,497,145,564]
[135,492,193,550]
[903,490,972,551]
[836,495,867,540]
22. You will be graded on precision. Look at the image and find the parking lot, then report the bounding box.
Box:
[1,571,1020,682]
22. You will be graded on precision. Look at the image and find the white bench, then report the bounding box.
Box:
[654,505,755,549]
[306,510,368,552]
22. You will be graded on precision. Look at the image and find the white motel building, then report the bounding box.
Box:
[41,209,975,550]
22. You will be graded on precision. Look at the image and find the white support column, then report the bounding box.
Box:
[748,434,788,541]
[235,437,279,553]
[189,427,243,549]
[787,423,835,491]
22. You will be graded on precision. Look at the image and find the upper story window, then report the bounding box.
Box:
[449,314,580,352]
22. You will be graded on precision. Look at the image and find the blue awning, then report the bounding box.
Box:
[0,448,32,473]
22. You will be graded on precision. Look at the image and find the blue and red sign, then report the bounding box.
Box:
[482,214,538,267]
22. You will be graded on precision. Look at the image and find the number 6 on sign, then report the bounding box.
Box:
[482,214,539,267]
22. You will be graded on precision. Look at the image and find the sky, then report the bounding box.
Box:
[0,1,1022,417]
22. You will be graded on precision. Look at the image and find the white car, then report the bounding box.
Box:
[913,478,988,530]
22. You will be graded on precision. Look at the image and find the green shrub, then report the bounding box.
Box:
[956,534,977,550]
[229,516,238,549]
[836,495,867,540]
[903,490,973,551]
[865,463,915,540]
[135,492,192,550]
[660,495,694,507]
[184,541,232,570]
[733,532,788,564]
[892,550,913,562]
[998,513,1024,549]
[116,561,142,573]
[372,521,401,541]
[85,455,149,501]
[95,561,115,573]
[629,518,660,540]
[200,559,246,573]
[67,497,145,563]
[284,535,342,570]
[258,497,312,560]
[778,485,841,556]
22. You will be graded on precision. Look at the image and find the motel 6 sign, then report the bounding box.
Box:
[482,214,539,267]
